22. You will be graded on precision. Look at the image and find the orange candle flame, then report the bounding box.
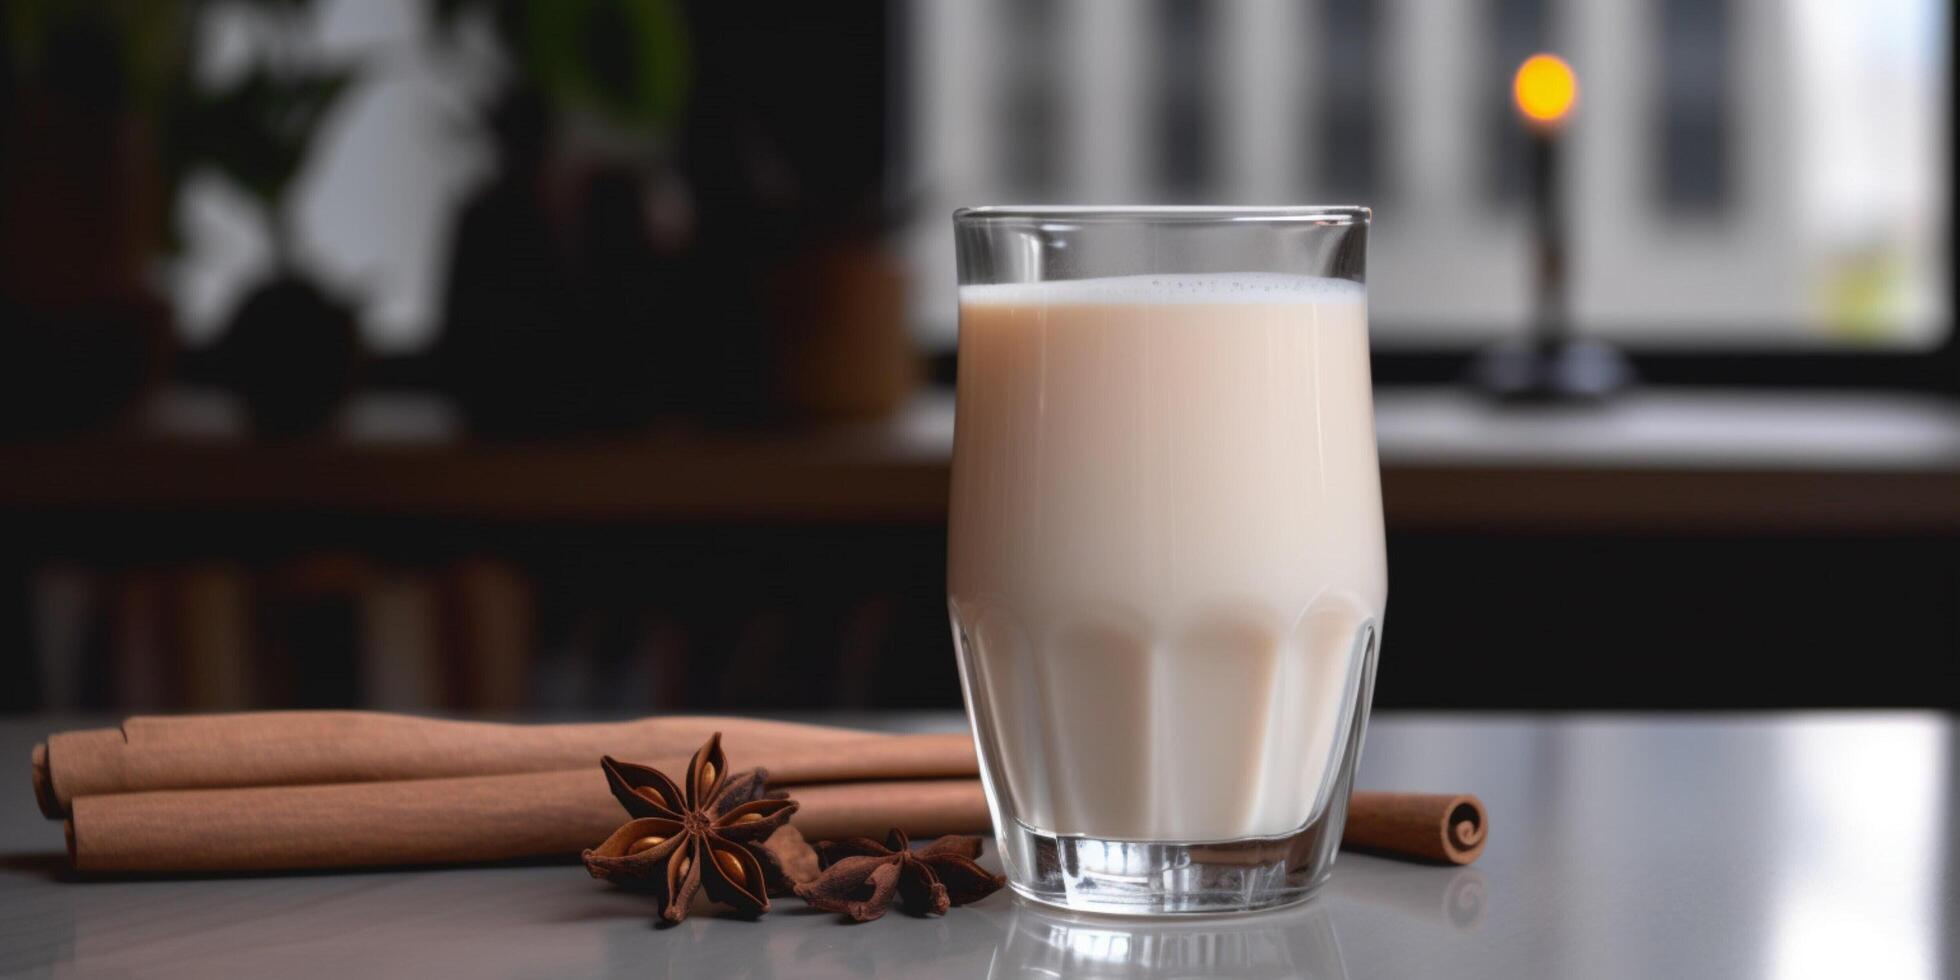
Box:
[1513,53,1578,128]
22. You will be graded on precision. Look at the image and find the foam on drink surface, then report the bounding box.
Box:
[950,272,1385,841]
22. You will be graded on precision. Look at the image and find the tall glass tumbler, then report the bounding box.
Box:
[949,206,1383,914]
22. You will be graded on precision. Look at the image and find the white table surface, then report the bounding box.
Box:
[1,711,1953,979]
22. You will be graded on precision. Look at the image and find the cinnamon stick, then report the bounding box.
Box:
[36,712,976,817]
[63,780,1482,874]
[1340,791,1488,865]
[66,771,987,874]
[35,714,1487,873]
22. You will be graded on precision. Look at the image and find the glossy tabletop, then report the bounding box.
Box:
[1,712,1953,979]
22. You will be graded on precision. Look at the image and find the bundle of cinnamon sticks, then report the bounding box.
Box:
[30,712,1483,874]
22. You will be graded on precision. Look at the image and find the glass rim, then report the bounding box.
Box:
[954,204,1371,226]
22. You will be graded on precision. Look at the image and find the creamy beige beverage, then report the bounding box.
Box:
[949,273,1386,842]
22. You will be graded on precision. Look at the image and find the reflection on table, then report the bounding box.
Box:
[990,900,1348,980]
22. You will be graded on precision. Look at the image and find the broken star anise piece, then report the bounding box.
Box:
[795,829,1005,922]
[581,732,799,923]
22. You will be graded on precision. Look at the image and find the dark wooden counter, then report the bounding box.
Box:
[4,387,1957,532]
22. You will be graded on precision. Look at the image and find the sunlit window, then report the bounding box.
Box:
[905,0,1950,350]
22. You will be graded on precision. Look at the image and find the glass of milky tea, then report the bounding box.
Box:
[948,206,1382,915]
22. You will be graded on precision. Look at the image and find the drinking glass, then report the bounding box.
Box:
[948,206,1382,914]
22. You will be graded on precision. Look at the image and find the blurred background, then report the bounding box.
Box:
[0,0,1951,715]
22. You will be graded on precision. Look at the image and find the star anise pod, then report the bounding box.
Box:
[794,829,1005,922]
[582,733,799,922]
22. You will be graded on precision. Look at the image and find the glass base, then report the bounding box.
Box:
[974,620,1380,916]
[1000,818,1344,915]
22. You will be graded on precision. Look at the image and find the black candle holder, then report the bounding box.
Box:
[1472,57,1634,402]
